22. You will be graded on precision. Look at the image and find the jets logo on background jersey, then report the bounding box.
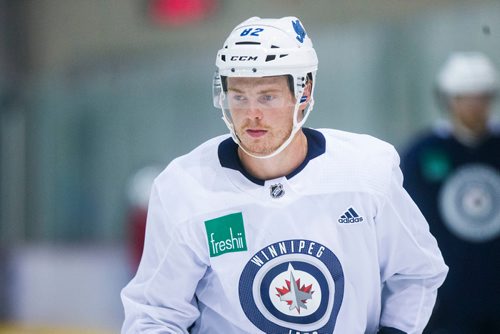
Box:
[439,164,500,242]
[239,239,344,334]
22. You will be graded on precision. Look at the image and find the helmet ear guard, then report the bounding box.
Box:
[212,70,223,109]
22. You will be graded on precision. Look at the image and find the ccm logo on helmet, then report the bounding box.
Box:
[230,55,258,61]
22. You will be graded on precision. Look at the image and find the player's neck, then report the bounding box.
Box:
[238,130,308,181]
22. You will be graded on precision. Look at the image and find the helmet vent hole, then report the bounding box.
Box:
[279,54,289,58]
[235,41,261,45]
[221,55,226,61]
[271,45,280,48]
[265,55,276,62]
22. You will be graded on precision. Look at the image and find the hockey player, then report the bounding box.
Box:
[401,52,500,333]
[121,17,448,334]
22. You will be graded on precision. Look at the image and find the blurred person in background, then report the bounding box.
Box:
[125,166,162,271]
[121,16,447,333]
[401,52,500,333]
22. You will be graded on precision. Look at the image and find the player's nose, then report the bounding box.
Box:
[246,100,264,120]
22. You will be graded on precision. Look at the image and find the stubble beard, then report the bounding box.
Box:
[237,120,293,156]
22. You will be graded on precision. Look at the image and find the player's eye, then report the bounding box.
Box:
[263,95,274,102]
[259,95,276,104]
[233,95,247,102]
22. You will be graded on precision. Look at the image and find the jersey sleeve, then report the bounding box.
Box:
[376,150,448,334]
[121,181,207,333]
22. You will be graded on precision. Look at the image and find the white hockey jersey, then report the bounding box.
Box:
[121,128,448,334]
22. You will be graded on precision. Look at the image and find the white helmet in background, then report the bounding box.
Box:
[213,16,318,159]
[437,52,498,96]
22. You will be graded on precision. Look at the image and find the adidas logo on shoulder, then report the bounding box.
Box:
[338,207,364,224]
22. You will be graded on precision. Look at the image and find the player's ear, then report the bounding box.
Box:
[300,80,313,105]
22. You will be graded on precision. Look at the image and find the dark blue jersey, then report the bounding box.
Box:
[400,123,500,333]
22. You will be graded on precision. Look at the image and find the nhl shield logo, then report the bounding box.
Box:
[270,183,285,199]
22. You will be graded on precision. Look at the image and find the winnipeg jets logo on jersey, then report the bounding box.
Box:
[239,239,344,334]
[275,264,314,314]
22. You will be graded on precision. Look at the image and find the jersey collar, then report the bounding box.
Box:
[218,127,326,186]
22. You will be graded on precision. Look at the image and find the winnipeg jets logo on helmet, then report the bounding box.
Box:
[213,16,318,159]
[292,19,306,43]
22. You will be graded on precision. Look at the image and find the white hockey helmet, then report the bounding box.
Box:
[213,16,318,159]
[437,52,498,96]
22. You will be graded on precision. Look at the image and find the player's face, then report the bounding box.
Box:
[225,76,297,156]
[449,94,492,134]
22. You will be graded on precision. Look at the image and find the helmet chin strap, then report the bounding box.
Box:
[222,99,314,160]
